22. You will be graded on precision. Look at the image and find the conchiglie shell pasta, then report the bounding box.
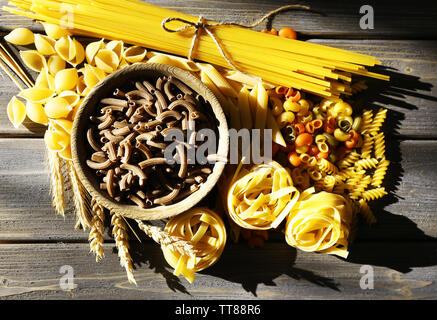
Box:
[26,101,49,125]
[44,96,72,119]
[83,64,106,88]
[20,50,46,72]
[41,23,71,39]
[47,55,66,76]
[4,27,34,45]
[69,38,85,66]
[51,118,73,134]
[54,36,70,61]
[106,40,124,61]
[58,90,80,107]
[76,75,88,96]
[94,49,119,73]
[123,46,147,63]
[55,68,79,92]
[44,128,70,151]
[18,87,55,103]
[7,96,26,128]
[35,67,56,91]
[34,34,56,55]
[58,144,72,160]
[85,39,105,64]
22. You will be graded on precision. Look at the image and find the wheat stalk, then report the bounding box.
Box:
[46,150,66,217]
[89,198,106,262]
[66,161,91,230]
[111,212,136,285]
[136,220,198,257]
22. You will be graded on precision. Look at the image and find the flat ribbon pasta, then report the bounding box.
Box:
[285,189,354,258]
[227,160,300,230]
[162,207,227,283]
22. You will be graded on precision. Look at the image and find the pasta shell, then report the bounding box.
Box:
[55,68,79,92]
[34,34,56,55]
[146,52,199,71]
[83,64,106,88]
[4,27,34,45]
[35,67,56,90]
[118,57,130,69]
[67,98,83,121]
[106,40,124,61]
[70,38,85,66]
[123,46,147,63]
[76,75,87,96]
[20,50,47,72]
[47,55,66,76]
[26,101,49,125]
[54,36,70,61]
[58,145,72,160]
[51,118,73,134]
[18,87,55,103]
[95,49,119,73]
[41,23,72,39]
[7,96,26,128]
[85,39,105,65]
[44,96,73,119]
[58,90,80,107]
[146,54,172,65]
[44,127,70,151]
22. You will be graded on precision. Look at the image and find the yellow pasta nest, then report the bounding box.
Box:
[285,189,354,258]
[227,160,300,230]
[162,208,227,283]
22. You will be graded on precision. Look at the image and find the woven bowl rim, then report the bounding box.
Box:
[71,63,229,220]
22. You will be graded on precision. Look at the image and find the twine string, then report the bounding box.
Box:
[161,4,311,76]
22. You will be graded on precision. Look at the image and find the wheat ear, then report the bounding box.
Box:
[111,212,136,285]
[66,161,91,230]
[136,220,198,257]
[89,199,106,261]
[46,150,66,217]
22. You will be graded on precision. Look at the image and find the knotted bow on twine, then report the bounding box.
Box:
[161,4,311,76]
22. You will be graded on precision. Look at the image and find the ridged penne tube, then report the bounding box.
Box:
[34,34,56,55]
[237,86,253,130]
[254,83,268,130]
[7,96,26,129]
[197,63,237,98]
[20,50,46,72]
[4,27,34,45]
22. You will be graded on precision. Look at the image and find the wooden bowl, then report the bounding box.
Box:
[71,63,229,220]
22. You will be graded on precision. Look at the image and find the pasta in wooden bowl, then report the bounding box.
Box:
[71,63,229,220]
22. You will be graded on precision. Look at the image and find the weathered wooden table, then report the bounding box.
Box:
[0,0,436,300]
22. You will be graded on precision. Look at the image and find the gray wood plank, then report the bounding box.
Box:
[0,242,435,299]
[0,138,436,242]
[1,0,436,38]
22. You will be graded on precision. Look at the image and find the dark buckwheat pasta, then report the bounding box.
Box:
[85,75,216,209]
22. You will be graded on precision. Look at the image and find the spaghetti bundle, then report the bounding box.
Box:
[285,189,354,258]
[4,0,389,98]
[162,207,227,283]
